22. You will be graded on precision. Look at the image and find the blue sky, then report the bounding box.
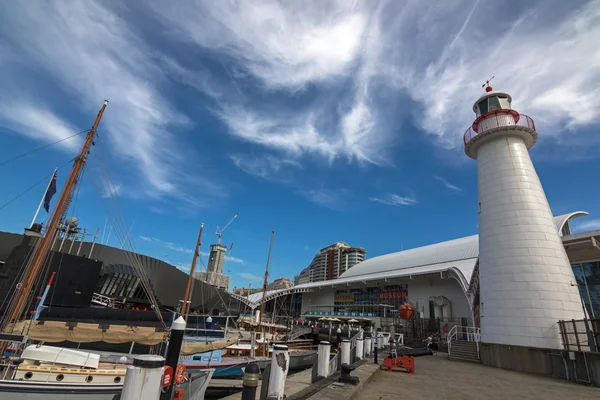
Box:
[1,0,599,290]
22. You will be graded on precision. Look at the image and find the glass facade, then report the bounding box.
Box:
[572,261,600,318]
[332,284,408,316]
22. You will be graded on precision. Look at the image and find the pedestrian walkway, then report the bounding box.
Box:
[355,353,599,400]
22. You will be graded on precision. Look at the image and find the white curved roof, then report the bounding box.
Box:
[340,235,478,279]
[339,212,586,280]
[554,211,588,235]
[233,212,588,309]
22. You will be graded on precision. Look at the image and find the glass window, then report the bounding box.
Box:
[488,96,501,111]
[572,262,600,317]
[478,99,488,115]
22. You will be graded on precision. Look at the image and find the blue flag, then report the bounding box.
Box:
[43,172,57,213]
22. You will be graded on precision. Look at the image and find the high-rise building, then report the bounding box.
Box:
[196,243,230,290]
[305,242,365,283]
[267,277,293,291]
[294,267,310,285]
[465,83,584,349]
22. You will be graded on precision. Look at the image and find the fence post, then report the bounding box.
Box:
[374,339,378,364]
[267,345,290,400]
[241,363,260,400]
[311,353,318,383]
[317,341,330,379]
[121,355,165,400]
[259,363,271,400]
[356,338,364,360]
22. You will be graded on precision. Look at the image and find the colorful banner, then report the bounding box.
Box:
[305,311,377,317]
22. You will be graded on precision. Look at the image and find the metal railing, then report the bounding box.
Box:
[558,318,600,352]
[448,325,481,358]
[91,292,114,308]
[328,352,339,377]
[463,110,536,146]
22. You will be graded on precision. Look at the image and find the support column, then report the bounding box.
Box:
[317,341,330,378]
[267,345,290,400]
[341,340,351,365]
[121,355,165,400]
[355,338,364,360]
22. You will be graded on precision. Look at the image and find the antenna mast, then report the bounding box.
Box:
[3,101,109,329]
[257,230,274,355]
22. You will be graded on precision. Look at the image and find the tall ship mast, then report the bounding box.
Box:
[1,101,109,332]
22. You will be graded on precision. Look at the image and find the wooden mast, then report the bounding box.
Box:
[180,223,204,318]
[4,101,109,328]
[257,230,274,355]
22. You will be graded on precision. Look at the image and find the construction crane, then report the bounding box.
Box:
[216,212,240,244]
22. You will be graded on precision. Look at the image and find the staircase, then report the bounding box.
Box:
[448,325,481,363]
[448,340,480,363]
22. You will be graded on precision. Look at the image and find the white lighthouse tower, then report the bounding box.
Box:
[465,82,584,349]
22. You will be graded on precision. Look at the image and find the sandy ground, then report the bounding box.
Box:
[355,353,599,400]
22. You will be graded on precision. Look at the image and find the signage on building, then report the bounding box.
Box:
[334,293,355,303]
[377,289,408,302]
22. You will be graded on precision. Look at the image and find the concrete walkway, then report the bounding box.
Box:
[355,353,600,400]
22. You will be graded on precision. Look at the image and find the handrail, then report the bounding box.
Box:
[464,110,536,146]
[328,352,339,376]
[448,325,481,358]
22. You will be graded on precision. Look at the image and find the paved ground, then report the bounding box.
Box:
[355,353,599,400]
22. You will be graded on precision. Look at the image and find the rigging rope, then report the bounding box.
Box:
[0,158,73,212]
[84,146,166,328]
[0,130,88,167]
[91,146,164,321]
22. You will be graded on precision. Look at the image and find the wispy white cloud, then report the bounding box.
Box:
[229,154,301,181]
[240,272,263,284]
[369,194,417,207]
[0,103,82,151]
[226,256,244,264]
[299,187,351,210]
[147,1,394,167]
[147,0,600,164]
[0,1,225,204]
[139,235,244,264]
[101,182,122,199]
[571,218,600,233]
[139,236,194,255]
[435,176,462,192]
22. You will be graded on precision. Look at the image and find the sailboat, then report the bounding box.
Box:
[0,101,216,399]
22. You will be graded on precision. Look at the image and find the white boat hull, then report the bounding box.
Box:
[0,368,213,400]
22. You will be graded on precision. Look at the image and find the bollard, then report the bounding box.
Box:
[341,340,351,365]
[356,338,364,360]
[241,363,260,400]
[121,355,165,400]
[267,344,290,400]
[374,341,378,364]
[317,341,330,379]
[364,337,371,356]
[160,316,186,400]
